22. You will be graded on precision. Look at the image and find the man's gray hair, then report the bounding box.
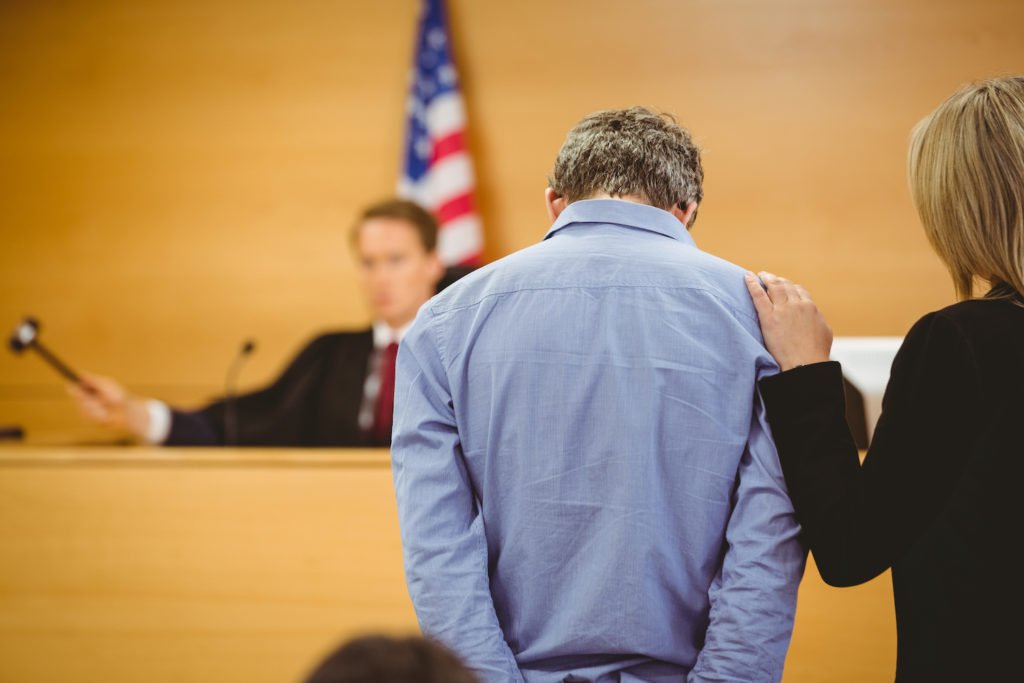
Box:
[548,107,704,221]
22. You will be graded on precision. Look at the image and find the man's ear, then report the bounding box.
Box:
[545,187,568,221]
[671,201,698,229]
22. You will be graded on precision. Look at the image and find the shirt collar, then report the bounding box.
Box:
[372,320,412,348]
[543,198,696,246]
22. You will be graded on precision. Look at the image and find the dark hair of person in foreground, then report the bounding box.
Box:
[302,635,479,683]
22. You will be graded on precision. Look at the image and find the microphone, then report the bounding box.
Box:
[8,316,85,384]
[223,338,257,446]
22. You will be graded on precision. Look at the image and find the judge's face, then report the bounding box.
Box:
[355,217,443,329]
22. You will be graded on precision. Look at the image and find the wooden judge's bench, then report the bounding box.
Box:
[0,445,896,683]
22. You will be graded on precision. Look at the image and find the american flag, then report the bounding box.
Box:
[398,0,483,266]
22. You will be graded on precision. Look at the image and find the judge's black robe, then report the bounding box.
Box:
[164,266,477,447]
[166,330,377,447]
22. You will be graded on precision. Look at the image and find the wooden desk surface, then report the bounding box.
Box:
[0,444,393,467]
[0,446,895,683]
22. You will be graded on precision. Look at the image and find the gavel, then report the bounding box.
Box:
[8,317,84,385]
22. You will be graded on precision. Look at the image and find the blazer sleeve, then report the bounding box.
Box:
[164,334,335,447]
[758,311,983,586]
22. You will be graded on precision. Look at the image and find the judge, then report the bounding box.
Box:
[68,199,448,447]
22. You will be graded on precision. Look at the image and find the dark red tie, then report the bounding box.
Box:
[372,342,400,445]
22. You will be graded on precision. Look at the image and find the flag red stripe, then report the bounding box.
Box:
[436,192,475,225]
[430,130,466,164]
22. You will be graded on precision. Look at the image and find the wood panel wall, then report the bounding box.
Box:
[2,0,1023,437]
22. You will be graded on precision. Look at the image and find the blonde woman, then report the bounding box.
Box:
[744,76,1023,681]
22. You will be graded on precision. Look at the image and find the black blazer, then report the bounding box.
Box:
[166,330,377,447]
[759,292,1023,682]
[162,268,477,448]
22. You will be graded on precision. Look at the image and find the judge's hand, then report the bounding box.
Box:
[67,373,151,439]
[744,271,833,372]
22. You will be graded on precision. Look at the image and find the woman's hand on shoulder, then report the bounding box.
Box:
[743,271,834,371]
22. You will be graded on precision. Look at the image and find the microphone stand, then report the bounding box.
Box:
[223,339,256,446]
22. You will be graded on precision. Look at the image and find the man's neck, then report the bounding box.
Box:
[581,193,694,229]
[584,192,651,205]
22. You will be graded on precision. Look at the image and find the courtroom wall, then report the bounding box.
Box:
[2,0,1022,437]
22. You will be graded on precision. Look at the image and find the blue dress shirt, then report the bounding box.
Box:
[392,199,806,683]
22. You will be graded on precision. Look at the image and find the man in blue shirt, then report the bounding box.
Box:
[391,107,805,682]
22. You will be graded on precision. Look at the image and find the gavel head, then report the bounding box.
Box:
[8,317,39,353]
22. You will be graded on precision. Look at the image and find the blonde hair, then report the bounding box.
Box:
[908,76,1024,304]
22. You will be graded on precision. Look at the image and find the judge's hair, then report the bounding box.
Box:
[352,199,439,253]
[548,107,704,222]
[909,75,1024,303]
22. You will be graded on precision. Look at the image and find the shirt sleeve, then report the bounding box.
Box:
[758,312,983,587]
[689,383,807,683]
[390,310,524,683]
[144,399,173,444]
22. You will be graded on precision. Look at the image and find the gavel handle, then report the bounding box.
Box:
[30,340,83,384]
